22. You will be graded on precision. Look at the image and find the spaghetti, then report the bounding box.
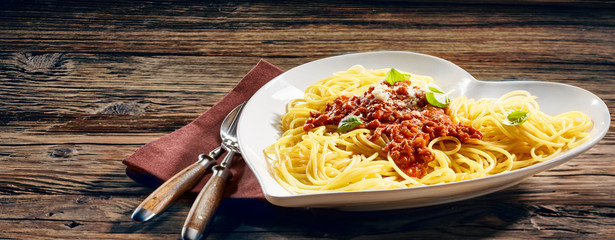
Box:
[264,65,592,194]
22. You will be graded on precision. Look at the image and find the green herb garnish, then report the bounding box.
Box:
[384,68,411,85]
[337,114,364,132]
[503,110,530,125]
[425,84,452,108]
[426,84,444,94]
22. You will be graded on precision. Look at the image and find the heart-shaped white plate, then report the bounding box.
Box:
[237,51,610,210]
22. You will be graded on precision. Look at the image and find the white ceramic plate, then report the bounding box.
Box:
[237,51,610,210]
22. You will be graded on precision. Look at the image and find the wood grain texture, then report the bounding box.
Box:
[1,0,614,239]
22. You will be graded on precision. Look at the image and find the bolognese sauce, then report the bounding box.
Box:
[304,80,482,178]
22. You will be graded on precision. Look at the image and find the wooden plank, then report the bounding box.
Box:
[0,1,614,59]
[0,28,613,62]
[1,53,612,115]
[0,195,613,239]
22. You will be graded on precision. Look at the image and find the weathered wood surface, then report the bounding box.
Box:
[1,1,614,239]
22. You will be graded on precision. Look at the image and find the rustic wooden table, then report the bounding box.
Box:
[1,1,614,239]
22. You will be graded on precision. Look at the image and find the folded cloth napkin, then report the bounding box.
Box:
[123,59,284,199]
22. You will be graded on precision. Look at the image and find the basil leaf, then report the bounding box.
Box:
[425,84,444,94]
[424,84,453,108]
[503,110,530,125]
[384,68,410,85]
[425,91,451,108]
[337,114,364,132]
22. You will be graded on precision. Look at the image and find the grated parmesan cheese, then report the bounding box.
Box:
[372,84,390,102]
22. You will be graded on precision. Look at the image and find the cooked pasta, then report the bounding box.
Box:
[264,65,592,194]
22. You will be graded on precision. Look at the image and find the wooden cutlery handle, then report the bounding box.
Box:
[132,160,215,222]
[182,165,232,240]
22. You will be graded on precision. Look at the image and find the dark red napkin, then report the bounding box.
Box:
[123,59,284,198]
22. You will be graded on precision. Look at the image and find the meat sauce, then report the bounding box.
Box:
[304,80,482,178]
